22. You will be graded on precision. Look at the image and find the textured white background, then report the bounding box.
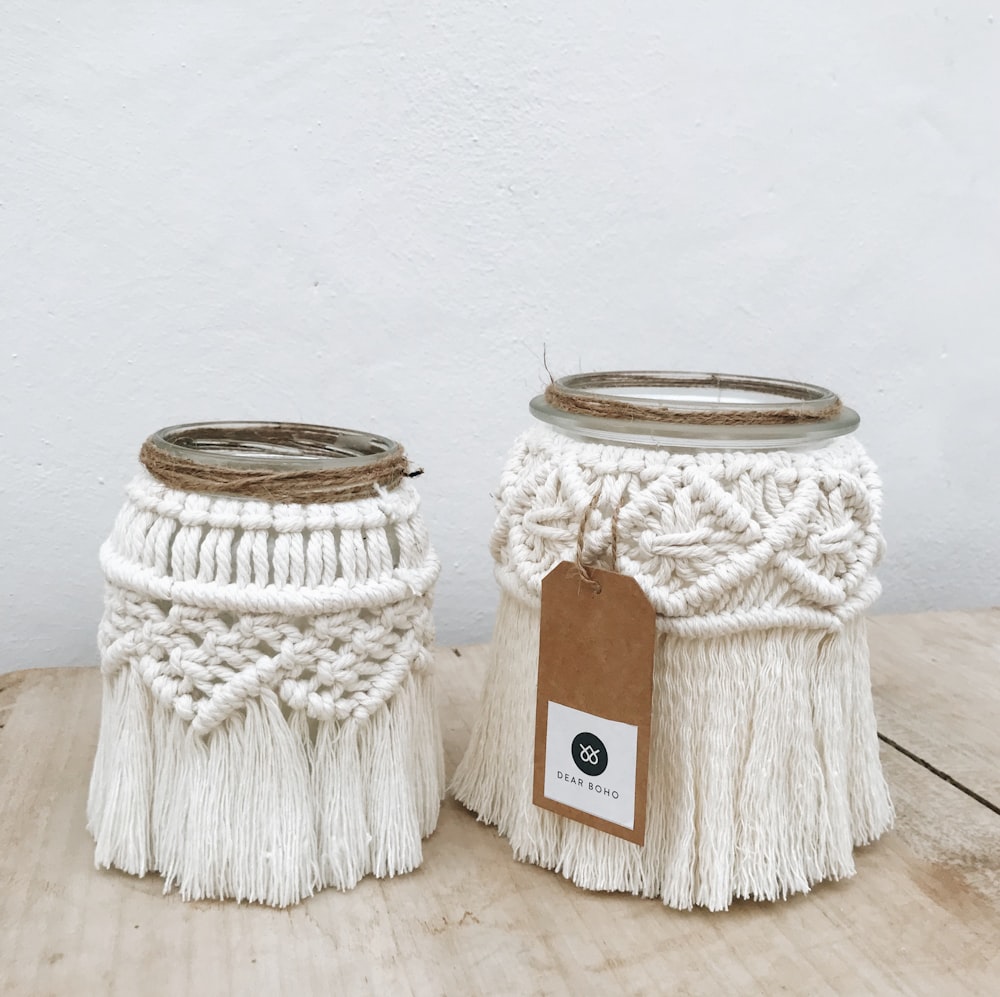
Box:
[2,3,998,672]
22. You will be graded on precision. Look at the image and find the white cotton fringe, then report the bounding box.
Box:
[452,592,894,912]
[87,667,443,907]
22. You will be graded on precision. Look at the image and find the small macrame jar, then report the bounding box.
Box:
[453,372,892,911]
[88,422,443,906]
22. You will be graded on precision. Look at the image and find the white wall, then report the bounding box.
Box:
[2,3,998,672]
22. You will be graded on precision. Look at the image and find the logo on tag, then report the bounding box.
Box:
[572,732,608,776]
[542,701,639,830]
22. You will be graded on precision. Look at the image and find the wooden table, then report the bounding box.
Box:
[2,611,999,995]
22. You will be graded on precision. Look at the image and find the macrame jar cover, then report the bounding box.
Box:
[453,372,893,911]
[87,423,443,907]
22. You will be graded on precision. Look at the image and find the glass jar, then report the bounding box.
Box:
[454,371,890,911]
[88,421,442,907]
[530,370,858,449]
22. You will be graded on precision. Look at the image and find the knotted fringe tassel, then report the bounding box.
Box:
[88,665,154,876]
[452,592,893,912]
[87,669,442,907]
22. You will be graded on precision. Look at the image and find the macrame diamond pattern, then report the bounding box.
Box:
[492,429,884,635]
[99,472,439,736]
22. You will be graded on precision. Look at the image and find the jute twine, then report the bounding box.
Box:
[140,423,412,504]
[573,490,630,594]
[545,372,842,426]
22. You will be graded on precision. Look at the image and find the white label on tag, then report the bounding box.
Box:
[542,701,638,830]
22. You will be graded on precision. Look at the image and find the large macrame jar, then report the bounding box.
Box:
[87,422,443,906]
[453,372,892,911]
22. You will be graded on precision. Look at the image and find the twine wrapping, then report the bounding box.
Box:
[139,423,411,504]
[544,372,843,426]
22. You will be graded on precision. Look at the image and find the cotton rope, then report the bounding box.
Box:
[452,425,893,911]
[87,427,443,907]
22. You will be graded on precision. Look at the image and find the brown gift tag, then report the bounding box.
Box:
[532,561,656,845]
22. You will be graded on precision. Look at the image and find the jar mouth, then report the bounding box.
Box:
[531,371,860,450]
[149,422,402,472]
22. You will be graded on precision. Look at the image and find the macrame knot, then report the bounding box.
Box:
[492,428,883,636]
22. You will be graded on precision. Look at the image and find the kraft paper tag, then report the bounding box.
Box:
[532,561,656,845]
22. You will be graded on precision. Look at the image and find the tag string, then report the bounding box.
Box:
[573,488,629,595]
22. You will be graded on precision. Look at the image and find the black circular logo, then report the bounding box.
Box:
[571,731,608,777]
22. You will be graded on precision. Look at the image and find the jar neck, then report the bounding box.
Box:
[149,422,400,470]
[141,422,409,502]
[531,371,859,452]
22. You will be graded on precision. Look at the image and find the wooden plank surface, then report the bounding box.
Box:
[869,608,1000,807]
[1,616,999,996]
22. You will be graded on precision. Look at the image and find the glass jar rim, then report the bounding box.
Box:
[530,371,860,449]
[147,422,402,472]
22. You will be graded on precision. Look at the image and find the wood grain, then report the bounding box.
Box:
[1,616,998,996]
[869,608,1000,807]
